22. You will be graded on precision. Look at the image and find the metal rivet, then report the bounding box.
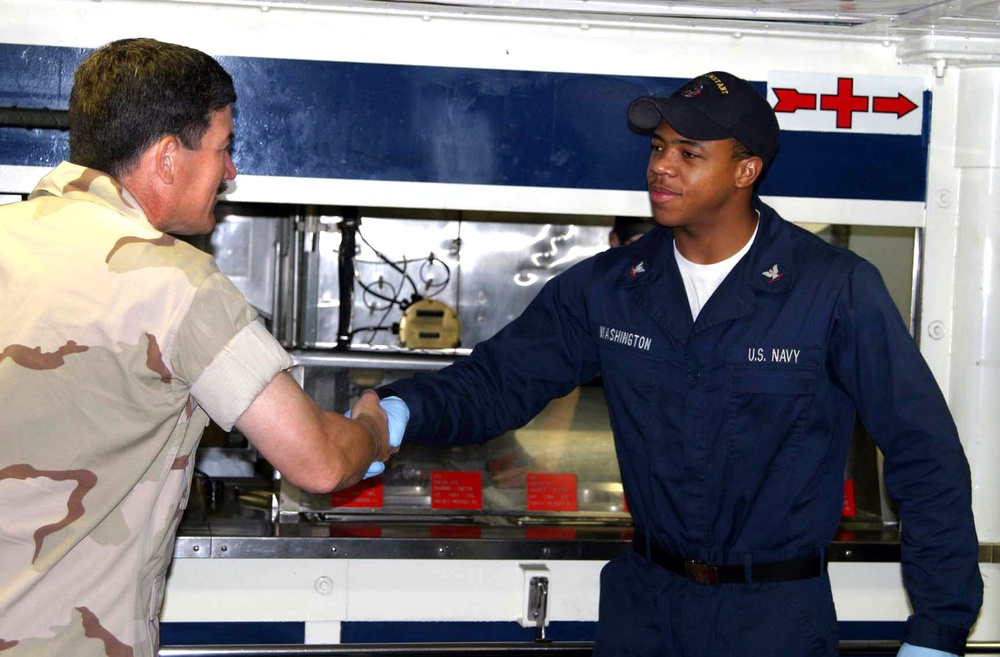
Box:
[315,576,334,595]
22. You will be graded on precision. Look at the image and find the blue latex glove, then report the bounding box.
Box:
[379,396,409,448]
[346,395,410,479]
[897,643,958,657]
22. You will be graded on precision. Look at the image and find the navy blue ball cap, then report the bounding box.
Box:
[628,71,780,167]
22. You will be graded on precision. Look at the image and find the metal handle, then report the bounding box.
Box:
[527,575,550,641]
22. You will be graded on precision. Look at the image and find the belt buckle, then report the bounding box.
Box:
[684,560,720,585]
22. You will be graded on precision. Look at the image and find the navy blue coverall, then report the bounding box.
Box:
[384,201,982,656]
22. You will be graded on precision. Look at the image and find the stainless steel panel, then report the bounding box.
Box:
[311,215,610,349]
[456,222,607,345]
[315,215,461,349]
[211,209,280,321]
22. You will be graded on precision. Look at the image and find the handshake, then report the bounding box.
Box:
[346,392,410,480]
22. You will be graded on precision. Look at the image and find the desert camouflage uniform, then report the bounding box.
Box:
[0,162,292,656]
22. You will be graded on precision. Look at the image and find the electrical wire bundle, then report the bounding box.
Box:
[349,229,453,345]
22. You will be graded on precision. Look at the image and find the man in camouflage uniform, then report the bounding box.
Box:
[0,38,396,656]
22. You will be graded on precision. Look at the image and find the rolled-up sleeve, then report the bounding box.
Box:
[190,320,293,430]
[171,271,293,430]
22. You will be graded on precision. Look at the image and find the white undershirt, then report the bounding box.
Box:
[675,217,759,321]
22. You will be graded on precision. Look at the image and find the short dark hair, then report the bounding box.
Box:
[69,38,236,179]
[730,138,754,162]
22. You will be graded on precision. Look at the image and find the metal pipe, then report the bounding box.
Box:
[289,209,304,347]
[336,207,360,351]
[289,349,458,371]
[299,207,322,347]
[0,106,69,130]
[909,225,924,341]
[271,238,284,341]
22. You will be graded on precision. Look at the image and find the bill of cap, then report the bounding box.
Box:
[627,96,732,140]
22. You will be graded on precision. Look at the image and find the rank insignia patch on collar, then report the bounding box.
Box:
[762,264,784,283]
[630,262,646,278]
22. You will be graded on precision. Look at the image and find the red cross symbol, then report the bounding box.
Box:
[820,77,869,129]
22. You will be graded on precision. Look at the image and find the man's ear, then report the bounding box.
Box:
[152,135,181,184]
[735,156,763,189]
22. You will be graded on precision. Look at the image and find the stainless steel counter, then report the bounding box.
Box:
[175,480,948,563]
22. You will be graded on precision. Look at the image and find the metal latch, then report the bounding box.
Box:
[528,575,549,641]
[519,564,550,640]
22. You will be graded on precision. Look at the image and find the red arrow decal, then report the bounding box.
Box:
[872,93,918,118]
[773,88,818,113]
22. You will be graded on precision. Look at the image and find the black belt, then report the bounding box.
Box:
[632,532,827,585]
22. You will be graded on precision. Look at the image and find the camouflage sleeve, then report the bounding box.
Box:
[172,271,293,430]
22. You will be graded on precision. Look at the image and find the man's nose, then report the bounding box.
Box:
[650,152,676,176]
[224,152,237,180]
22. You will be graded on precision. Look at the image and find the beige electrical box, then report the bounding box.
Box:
[398,299,461,349]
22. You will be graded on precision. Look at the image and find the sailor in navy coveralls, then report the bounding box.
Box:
[373,71,982,656]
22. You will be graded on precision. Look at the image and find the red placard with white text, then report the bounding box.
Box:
[527,473,578,512]
[431,471,483,510]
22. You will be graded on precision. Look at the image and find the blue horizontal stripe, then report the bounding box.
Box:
[0,44,927,202]
[340,620,597,642]
[161,621,305,644]
[159,619,904,645]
